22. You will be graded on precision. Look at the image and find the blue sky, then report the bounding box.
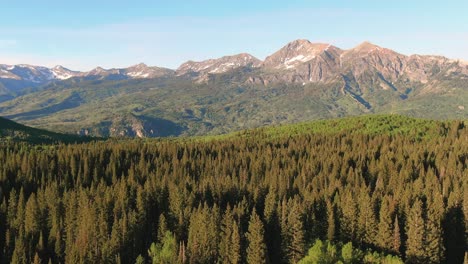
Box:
[0,0,467,70]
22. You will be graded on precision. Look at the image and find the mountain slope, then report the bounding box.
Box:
[0,39,466,137]
[0,116,94,144]
[176,53,261,82]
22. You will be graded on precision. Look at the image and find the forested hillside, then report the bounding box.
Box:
[0,115,466,263]
[0,117,93,144]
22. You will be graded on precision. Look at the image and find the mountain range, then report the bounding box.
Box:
[0,39,466,137]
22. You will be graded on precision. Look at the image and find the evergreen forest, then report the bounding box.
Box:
[0,115,466,263]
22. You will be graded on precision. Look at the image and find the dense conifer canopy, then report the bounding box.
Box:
[0,115,466,263]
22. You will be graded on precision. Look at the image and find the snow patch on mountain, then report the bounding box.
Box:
[263,39,334,70]
[176,53,261,76]
[283,54,316,69]
[127,71,150,78]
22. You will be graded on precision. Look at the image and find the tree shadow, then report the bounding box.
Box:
[442,205,465,264]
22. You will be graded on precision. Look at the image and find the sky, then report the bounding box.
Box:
[0,0,467,70]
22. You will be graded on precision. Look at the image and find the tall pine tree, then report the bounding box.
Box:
[406,199,426,263]
[246,209,267,264]
[376,198,393,251]
[287,201,305,263]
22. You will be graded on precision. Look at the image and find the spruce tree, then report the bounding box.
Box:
[32,253,40,264]
[406,199,426,263]
[376,198,393,251]
[341,191,357,241]
[357,192,377,246]
[24,194,39,237]
[425,194,445,263]
[157,214,168,243]
[11,227,26,264]
[231,220,241,264]
[287,201,305,263]
[392,215,401,255]
[246,209,267,264]
[218,206,234,263]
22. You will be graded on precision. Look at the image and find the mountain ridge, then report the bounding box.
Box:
[1,39,466,84]
[0,39,466,138]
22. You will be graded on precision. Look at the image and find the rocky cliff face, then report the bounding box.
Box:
[263,39,342,70]
[340,42,406,80]
[252,40,342,84]
[241,40,467,96]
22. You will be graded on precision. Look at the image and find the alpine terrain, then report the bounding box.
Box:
[0,39,466,137]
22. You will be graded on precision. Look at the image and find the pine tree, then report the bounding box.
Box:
[32,253,40,264]
[392,215,401,255]
[24,194,39,236]
[231,220,241,264]
[187,205,218,263]
[287,201,305,263]
[246,209,267,264]
[15,189,25,233]
[406,199,426,263]
[376,198,393,251]
[11,227,26,264]
[158,214,168,243]
[148,231,177,264]
[219,206,234,263]
[279,198,290,262]
[341,191,357,241]
[55,229,64,262]
[357,192,377,246]
[425,194,445,263]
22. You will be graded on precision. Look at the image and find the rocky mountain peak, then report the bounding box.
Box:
[51,65,80,80]
[52,65,66,70]
[343,41,398,58]
[125,63,174,78]
[176,53,261,75]
[283,39,332,52]
[355,41,381,51]
[263,39,338,69]
[86,66,108,76]
[128,63,148,69]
